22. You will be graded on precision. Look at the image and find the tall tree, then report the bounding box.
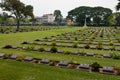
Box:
[0,0,34,31]
[116,0,120,11]
[54,10,63,26]
[67,6,112,26]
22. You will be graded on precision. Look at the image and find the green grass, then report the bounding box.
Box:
[0,59,120,80]
[0,27,120,80]
[1,49,120,67]
[21,43,113,54]
[0,27,82,47]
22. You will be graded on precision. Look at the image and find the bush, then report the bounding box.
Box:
[39,47,45,52]
[73,43,78,48]
[22,41,28,44]
[109,41,114,46]
[65,51,71,55]
[3,45,12,49]
[74,37,78,41]
[90,62,101,72]
[79,51,86,56]
[51,42,56,46]
[84,44,90,49]
[4,53,12,59]
[96,44,102,50]
[110,52,120,59]
[26,46,35,51]
[16,55,25,61]
[110,46,116,51]
[44,37,48,39]
[52,38,56,42]
[50,46,57,53]
[34,39,40,41]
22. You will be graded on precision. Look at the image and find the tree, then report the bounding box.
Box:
[0,0,34,31]
[116,0,120,11]
[107,13,116,26]
[67,6,112,26]
[0,12,9,25]
[115,12,120,26]
[54,10,63,26]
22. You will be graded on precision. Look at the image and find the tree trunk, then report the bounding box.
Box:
[16,19,20,31]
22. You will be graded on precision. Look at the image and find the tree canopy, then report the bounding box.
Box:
[116,0,120,11]
[0,0,34,31]
[54,10,63,26]
[67,6,112,26]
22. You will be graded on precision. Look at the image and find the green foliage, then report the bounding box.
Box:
[73,43,78,48]
[109,41,114,46]
[3,45,12,49]
[107,13,116,25]
[39,47,45,52]
[50,46,57,53]
[54,10,62,25]
[65,51,71,55]
[4,53,12,59]
[26,46,35,51]
[84,44,90,49]
[90,62,101,72]
[16,55,25,61]
[51,42,56,46]
[67,6,112,26]
[74,36,78,41]
[116,0,120,11]
[110,52,120,59]
[0,0,34,31]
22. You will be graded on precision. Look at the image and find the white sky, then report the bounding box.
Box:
[0,0,118,18]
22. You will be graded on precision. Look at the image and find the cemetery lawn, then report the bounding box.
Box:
[0,27,120,80]
[0,59,120,80]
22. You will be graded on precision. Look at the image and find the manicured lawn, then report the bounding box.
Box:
[1,49,120,67]
[0,27,120,80]
[0,59,120,80]
[0,27,82,47]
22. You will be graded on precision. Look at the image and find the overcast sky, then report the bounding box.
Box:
[0,0,118,17]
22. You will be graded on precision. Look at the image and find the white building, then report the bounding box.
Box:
[42,14,55,24]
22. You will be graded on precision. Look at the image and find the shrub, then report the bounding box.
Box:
[51,41,56,46]
[50,46,57,53]
[109,41,114,46]
[90,62,101,72]
[34,39,40,41]
[3,45,12,49]
[64,51,71,55]
[96,41,102,50]
[4,53,12,59]
[92,36,96,39]
[44,37,48,39]
[26,46,35,51]
[39,47,45,52]
[16,55,25,61]
[22,42,28,44]
[84,44,90,49]
[52,38,56,42]
[110,52,120,60]
[110,46,116,51]
[79,51,86,56]
[73,43,78,48]
[74,37,78,41]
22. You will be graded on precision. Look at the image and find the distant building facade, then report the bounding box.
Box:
[42,14,55,24]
